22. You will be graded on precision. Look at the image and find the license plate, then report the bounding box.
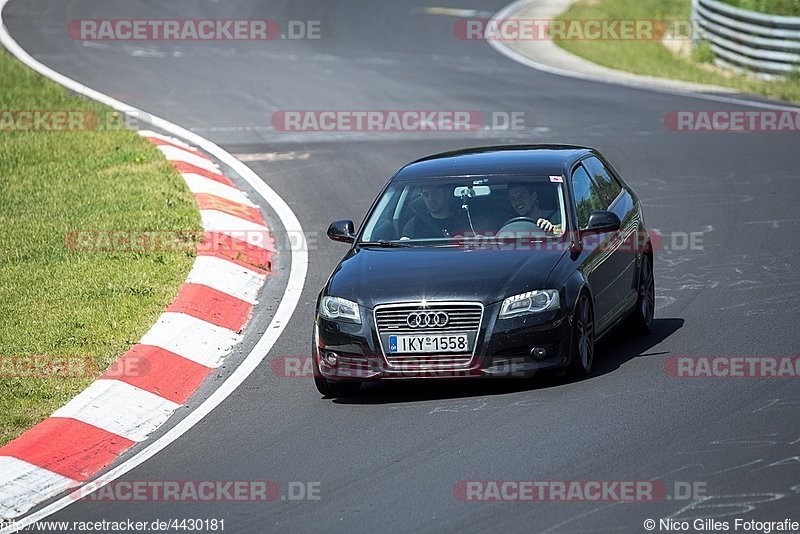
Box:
[388,334,469,354]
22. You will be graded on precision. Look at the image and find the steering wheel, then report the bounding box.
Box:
[502,216,539,227]
[497,217,548,236]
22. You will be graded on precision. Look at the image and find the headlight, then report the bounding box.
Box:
[499,290,560,318]
[319,296,361,324]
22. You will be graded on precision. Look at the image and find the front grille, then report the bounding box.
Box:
[374,302,484,370]
[375,303,483,334]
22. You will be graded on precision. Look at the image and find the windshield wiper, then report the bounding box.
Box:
[417,242,463,248]
[358,241,412,248]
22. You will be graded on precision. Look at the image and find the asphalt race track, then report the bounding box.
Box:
[4,0,800,531]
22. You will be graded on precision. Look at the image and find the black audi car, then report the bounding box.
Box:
[313,145,655,396]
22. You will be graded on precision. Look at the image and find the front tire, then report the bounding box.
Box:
[314,375,361,397]
[313,357,361,397]
[628,253,654,334]
[569,293,595,376]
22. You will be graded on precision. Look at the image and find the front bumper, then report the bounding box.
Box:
[315,302,571,382]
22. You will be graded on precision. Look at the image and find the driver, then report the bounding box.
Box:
[507,184,562,235]
[401,184,468,239]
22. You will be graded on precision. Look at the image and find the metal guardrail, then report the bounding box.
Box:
[691,0,800,76]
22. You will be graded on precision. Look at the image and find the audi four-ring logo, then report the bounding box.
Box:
[406,311,450,328]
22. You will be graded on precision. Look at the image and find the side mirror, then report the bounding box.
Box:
[583,211,621,234]
[327,220,356,244]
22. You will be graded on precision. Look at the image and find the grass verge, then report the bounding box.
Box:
[0,49,201,446]
[554,0,800,104]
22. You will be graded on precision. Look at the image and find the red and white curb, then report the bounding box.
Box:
[0,132,273,519]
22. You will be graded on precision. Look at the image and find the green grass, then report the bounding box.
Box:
[719,0,800,16]
[554,0,800,104]
[0,49,201,446]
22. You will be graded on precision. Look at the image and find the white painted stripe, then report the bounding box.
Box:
[139,312,242,368]
[0,5,309,527]
[137,130,195,151]
[52,380,180,443]
[0,457,78,520]
[157,145,219,173]
[200,211,276,251]
[422,7,492,17]
[186,256,266,304]
[182,173,257,207]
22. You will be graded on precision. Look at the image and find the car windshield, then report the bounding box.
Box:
[359,176,568,245]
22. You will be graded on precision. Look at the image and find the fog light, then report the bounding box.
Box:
[530,347,547,360]
[324,352,339,367]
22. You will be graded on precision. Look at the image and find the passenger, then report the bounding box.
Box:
[401,184,469,239]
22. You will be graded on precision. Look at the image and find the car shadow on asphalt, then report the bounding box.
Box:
[331,317,684,405]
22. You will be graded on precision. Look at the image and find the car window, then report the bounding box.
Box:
[582,156,622,208]
[359,186,402,241]
[359,177,569,244]
[571,165,605,229]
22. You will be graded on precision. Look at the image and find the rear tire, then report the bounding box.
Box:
[569,293,595,376]
[628,253,655,335]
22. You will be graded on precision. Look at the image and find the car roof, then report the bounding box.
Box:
[393,145,594,180]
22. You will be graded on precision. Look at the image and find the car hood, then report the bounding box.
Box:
[325,245,567,308]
